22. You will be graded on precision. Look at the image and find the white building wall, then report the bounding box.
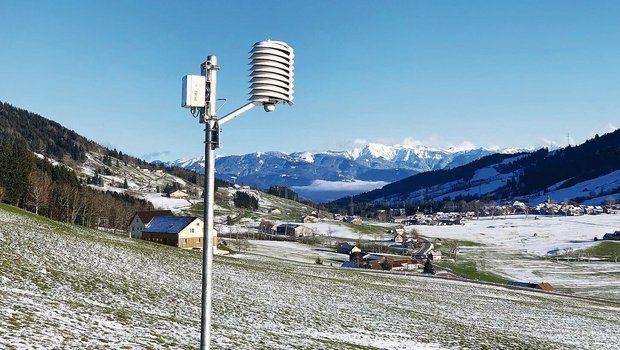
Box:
[178,219,217,247]
[128,217,145,239]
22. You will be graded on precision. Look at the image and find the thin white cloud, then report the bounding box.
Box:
[401,137,424,147]
[607,123,617,132]
[448,141,477,151]
[347,135,482,151]
[292,179,388,192]
[352,138,367,146]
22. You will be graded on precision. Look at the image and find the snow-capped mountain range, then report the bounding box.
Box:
[341,129,620,207]
[155,143,526,202]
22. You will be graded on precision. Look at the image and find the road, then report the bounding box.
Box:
[414,239,433,255]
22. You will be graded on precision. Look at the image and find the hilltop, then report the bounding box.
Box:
[333,129,620,207]
[2,204,619,349]
[0,101,211,226]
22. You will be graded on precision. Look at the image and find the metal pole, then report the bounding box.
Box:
[200,55,218,350]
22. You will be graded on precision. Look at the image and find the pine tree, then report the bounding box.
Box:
[423,259,435,274]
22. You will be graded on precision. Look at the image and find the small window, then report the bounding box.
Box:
[198,238,201,243]
[190,228,194,233]
[183,239,188,244]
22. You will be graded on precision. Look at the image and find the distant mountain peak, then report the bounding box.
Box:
[159,142,527,202]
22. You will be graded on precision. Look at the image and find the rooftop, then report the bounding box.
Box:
[143,216,197,234]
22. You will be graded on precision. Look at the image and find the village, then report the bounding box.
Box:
[124,186,620,296]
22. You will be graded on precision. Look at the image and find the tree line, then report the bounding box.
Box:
[0,143,153,229]
[233,191,259,210]
[267,185,299,201]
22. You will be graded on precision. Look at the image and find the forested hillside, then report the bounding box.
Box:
[517,131,620,195]
[0,101,204,187]
[332,129,620,208]
[0,102,101,161]
[0,144,153,229]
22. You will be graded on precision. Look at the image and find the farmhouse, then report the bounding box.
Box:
[142,216,217,250]
[429,250,442,261]
[343,216,362,225]
[169,190,190,199]
[393,230,408,244]
[127,210,174,239]
[275,223,314,237]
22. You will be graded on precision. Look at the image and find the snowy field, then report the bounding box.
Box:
[2,205,620,349]
[412,215,620,299]
[247,240,347,265]
[414,214,619,255]
[140,192,198,211]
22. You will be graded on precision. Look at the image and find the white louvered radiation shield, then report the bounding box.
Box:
[249,40,294,106]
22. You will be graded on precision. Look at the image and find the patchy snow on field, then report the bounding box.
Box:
[2,205,620,349]
[304,222,360,239]
[245,240,346,264]
[86,184,125,194]
[412,214,618,255]
[140,192,196,211]
[413,214,620,299]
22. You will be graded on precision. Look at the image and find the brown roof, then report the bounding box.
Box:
[536,282,555,291]
[131,210,174,226]
[391,259,414,268]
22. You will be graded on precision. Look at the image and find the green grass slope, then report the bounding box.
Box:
[1,204,619,349]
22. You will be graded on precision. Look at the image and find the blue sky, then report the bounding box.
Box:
[1,1,619,160]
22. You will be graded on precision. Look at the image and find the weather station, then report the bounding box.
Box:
[181,39,294,350]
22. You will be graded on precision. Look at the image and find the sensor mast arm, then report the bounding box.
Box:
[217,101,260,125]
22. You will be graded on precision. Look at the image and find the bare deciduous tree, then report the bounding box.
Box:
[473,200,482,220]
[27,170,52,215]
[444,240,460,261]
[606,197,616,212]
[489,201,498,220]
